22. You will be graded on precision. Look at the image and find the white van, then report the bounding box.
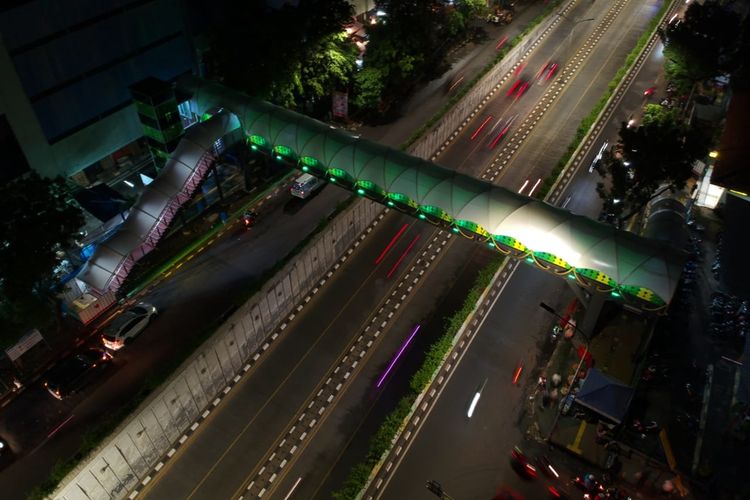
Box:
[290,173,323,199]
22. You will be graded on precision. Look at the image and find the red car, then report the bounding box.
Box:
[506,79,522,96]
[643,86,656,97]
[515,81,530,100]
[537,61,559,81]
[510,446,538,479]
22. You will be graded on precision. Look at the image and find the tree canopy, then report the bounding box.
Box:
[0,173,83,344]
[209,0,356,112]
[354,0,484,114]
[661,2,742,86]
[596,105,709,220]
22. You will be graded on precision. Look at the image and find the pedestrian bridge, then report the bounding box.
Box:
[81,78,685,311]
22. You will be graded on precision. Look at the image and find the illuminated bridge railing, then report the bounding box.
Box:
[187,79,684,310]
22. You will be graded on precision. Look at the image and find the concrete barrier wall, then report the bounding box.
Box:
[54,198,382,500]
[409,0,574,161]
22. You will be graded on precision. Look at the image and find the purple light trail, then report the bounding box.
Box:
[376,324,421,388]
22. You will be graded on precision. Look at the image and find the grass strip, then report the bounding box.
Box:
[332,256,503,500]
[534,0,671,200]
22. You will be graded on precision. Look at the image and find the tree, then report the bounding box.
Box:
[0,173,84,344]
[208,0,356,113]
[361,0,444,105]
[458,0,490,20]
[596,105,709,220]
[352,66,387,112]
[661,2,742,86]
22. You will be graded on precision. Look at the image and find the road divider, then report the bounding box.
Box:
[333,257,504,499]
[537,0,674,202]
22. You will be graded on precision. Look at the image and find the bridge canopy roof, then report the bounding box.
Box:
[186,78,685,307]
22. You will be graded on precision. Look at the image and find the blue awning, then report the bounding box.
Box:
[574,368,634,424]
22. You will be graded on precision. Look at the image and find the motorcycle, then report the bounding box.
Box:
[241,210,257,229]
[631,419,659,435]
[510,446,538,479]
[573,473,605,495]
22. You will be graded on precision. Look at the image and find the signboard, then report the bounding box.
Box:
[332,91,348,119]
[6,329,43,361]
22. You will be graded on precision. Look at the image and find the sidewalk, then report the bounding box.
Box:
[525,302,691,499]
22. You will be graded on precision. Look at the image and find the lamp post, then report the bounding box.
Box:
[556,12,596,49]
[539,302,592,439]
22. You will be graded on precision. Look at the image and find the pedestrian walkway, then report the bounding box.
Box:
[524,299,694,498]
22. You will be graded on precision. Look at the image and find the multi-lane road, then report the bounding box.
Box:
[377,0,674,498]
[0,4,555,499]
[136,1,674,499]
[0,1,673,499]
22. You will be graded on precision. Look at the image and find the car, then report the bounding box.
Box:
[514,80,530,100]
[510,446,538,479]
[290,173,323,199]
[0,437,8,457]
[537,61,559,81]
[643,86,656,97]
[43,348,112,400]
[589,140,609,172]
[102,303,157,350]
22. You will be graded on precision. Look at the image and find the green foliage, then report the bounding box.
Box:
[661,1,742,86]
[353,66,387,112]
[400,0,564,150]
[458,0,490,19]
[444,9,467,39]
[209,0,356,113]
[597,109,709,219]
[0,172,84,346]
[535,0,670,200]
[333,257,503,499]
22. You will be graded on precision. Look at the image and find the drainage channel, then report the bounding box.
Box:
[481,0,631,182]
[238,229,454,499]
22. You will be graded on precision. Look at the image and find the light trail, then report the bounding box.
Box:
[467,378,488,418]
[528,178,542,196]
[386,234,420,278]
[470,115,494,141]
[376,324,422,388]
[374,223,409,265]
[495,35,508,50]
[283,477,303,500]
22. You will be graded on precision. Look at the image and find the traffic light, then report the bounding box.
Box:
[426,479,443,497]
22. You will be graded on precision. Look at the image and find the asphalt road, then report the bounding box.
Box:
[0,5,546,497]
[379,1,675,498]
[139,209,457,499]
[0,184,351,498]
[0,1,671,498]
[141,1,672,499]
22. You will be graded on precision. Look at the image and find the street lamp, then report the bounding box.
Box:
[556,13,596,48]
[539,302,592,438]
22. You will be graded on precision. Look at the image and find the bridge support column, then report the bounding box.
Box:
[566,280,590,308]
[578,292,607,340]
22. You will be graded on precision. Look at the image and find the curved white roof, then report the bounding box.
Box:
[78,113,239,292]
[186,79,684,308]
